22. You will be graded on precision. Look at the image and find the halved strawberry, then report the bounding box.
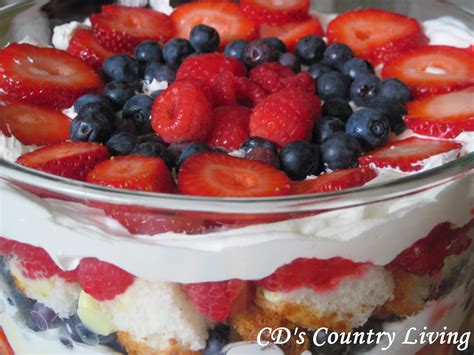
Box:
[326,9,428,64]
[178,152,291,197]
[86,155,175,193]
[382,46,474,98]
[240,0,310,25]
[258,17,323,51]
[0,43,102,109]
[16,142,109,181]
[171,2,257,48]
[0,97,70,146]
[0,328,14,355]
[405,87,474,138]
[67,28,117,73]
[291,167,377,195]
[91,5,174,53]
[358,137,462,172]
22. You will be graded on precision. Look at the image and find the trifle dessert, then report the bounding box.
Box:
[0,0,473,354]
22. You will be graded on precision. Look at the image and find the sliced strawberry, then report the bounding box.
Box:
[171,2,257,48]
[16,142,109,181]
[207,105,251,151]
[67,28,117,73]
[291,167,377,195]
[358,137,462,172]
[91,5,174,53]
[178,152,291,197]
[86,155,175,193]
[0,98,70,146]
[258,17,323,51]
[382,45,474,98]
[240,0,310,25]
[0,43,102,109]
[326,9,428,64]
[0,328,14,355]
[405,87,474,138]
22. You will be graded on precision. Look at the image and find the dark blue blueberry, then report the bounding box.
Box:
[64,316,100,346]
[103,81,135,111]
[163,38,195,69]
[368,96,407,135]
[342,58,374,80]
[106,132,139,156]
[98,333,127,353]
[190,24,220,53]
[144,62,176,84]
[122,95,154,134]
[78,102,115,124]
[310,328,350,355]
[308,62,332,80]
[350,319,384,353]
[103,54,141,84]
[278,52,301,73]
[378,78,413,103]
[7,282,36,329]
[245,147,280,169]
[243,39,277,67]
[131,142,172,167]
[139,133,165,144]
[346,108,390,151]
[135,40,163,63]
[279,141,321,181]
[30,302,61,331]
[73,94,111,113]
[175,142,209,170]
[295,35,326,65]
[321,98,353,123]
[241,137,277,154]
[312,116,346,144]
[317,71,351,100]
[323,43,354,71]
[224,39,248,61]
[350,74,381,107]
[70,106,112,143]
[150,90,164,100]
[60,337,74,350]
[320,132,361,170]
[203,324,230,355]
[264,37,287,54]
[114,117,138,135]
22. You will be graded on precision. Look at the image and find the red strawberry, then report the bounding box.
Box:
[358,137,462,172]
[77,258,135,301]
[249,88,320,147]
[257,257,368,293]
[182,280,246,322]
[207,105,251,151]
[171,2,257,48]
[178,152,291,197]
[405,87,474,138]
[0,98,70,146]
[91,6,174,53]
[240,0,310,25]
[0,44,102,109]
[291,167,377,195]
[67,28,116,73]
[209,72,266,107]
[326,9,428,64]
[151,80,213,143]
[0,328,14,355]
[86,155,175,193]
[382,46,474,98]
[258,17,323,51]
[16,142,109,181]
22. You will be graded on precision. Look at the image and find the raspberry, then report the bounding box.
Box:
[77,258,135,301]
[234,76,267,107]
[249,88,321,147]
[284,71,315,93]
[207,105,251,151]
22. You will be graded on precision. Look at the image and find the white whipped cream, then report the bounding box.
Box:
[423,16,474,48]
[117,0,148,7]
[52,21,89,51]
[0,134,35,162]
[62,105,77,120]
[142,79,168,96]
[149,0,173,15]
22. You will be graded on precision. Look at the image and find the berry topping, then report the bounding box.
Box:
[359,137,462,172]
[240,0,310,25]
[172,142,209,171]
[321,98,353,123]
[243,39,278,67]
[70,104,113,143]
[209,72,266,108]
[245,147,280,168]
[207,105,251,151]
[295,35,326,65]
[106,132,139,156]
[341,58,374,80]
[224,39,249,61]
[326,9,428,64]
[346,108,390,151]
[190,24,220,53]
[312,116,346,144]
[74,94,112,113]
[103,81,135,111]
[130,142,171,167]
[316,71,351,101]
[178,152,291,197]
[134,40,163,64]
[323,43,354,71]
[163,38,195,69]
[279,141,321,180]
[144,62,176,85]
[0,44,102,109]
[377,78,413,103]
[368,97,407,135]
[241,137,278,154]
[320,132,362,170]
[122,95,154,134]
[350,74,381,107]
[102,54,141,84]
[278,52,301,73]
[264,37,287,54]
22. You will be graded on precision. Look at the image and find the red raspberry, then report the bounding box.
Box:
[249,88,321,147]
[210,72,266,108]
[234,76,267,107]
[207,105,251,151]
[77,258,135,301]
[284,71,315,93]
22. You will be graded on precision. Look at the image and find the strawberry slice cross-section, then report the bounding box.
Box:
[240,0,310,25]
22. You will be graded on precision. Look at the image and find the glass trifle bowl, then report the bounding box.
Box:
[0,0,473,354]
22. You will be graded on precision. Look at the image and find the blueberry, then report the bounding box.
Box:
[320,132,361,170]
[135,40,163,63]
[378,78,413,103]
[321,98,353,123]
[346,108,390,151]
[98,333,127,353]
[103,54,141,84]
[114,117,138,135]
[30,302,61,331]
[308,62,332,80]
[317,71,351,100]
[323,43,354,70]
[103,81,135,111]
[163,38,194,69]
[224,39,248,61]
[312,116,346,144]
[62,315,99,346]
[203,324,230,355]
[190,24,220,53]
[295,35,326,65]
[350,319,384,353]
[245,147,280,169]
[175,142,209,170]
[131,142,172,167]
[150,90,164,100]
[264,37,287,54]
[122,95,154,134]
[70,107,112,143]
[77,102,116,124]
[106,132,139,156]
[342,58,374,80]
[241,137,278,154]
[368,96,407,135]
[278,52,301,73]
[243,39,277,67]
[280,141,321,180]
[73,94,111,113]
[144,62,176,83]
[310,328,350,355]
[139,133,165,144]
[350,74,381,107]
[60,337,74,350]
